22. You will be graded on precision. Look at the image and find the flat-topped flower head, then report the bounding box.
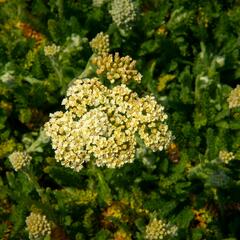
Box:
[109,0,137,30]
[26,212,51,240]
[227,85,240,109]
[45,78,172,171]
[90,32,110,55]
[8,151,32,171]
[92,52,142,84]
[145,218,178,240]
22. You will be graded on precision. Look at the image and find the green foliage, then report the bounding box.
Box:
[0,0,240,239]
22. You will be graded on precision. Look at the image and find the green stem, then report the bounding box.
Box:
[50,57,63,85]
[79,55,96,79]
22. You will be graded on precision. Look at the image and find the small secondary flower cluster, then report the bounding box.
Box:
[109,0,137,29]
[26,212,51,240]
[90,32,141,85]
[227,85,240,109]
[44,78,172,171]
[219,150,235,164]
[90,32,110,55]
[8,151,32,171]
[92,52,142,84]
[44,44,60,56]
[145,218,178,240]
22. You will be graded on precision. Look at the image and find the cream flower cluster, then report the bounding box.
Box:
[227,85,240,109]
[44,78,172,171]
[44,44,60,56]
[8,151,32,171]
[26,212,51,240]
[92,52,142,84]
[109,0,136,29]
[219,150,235,164]
[145,218,178,240]
[90,32,110,55]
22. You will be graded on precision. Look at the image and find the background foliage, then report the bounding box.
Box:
[0,0,240,239]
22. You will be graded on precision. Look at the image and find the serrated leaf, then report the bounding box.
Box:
[96,171,112,205]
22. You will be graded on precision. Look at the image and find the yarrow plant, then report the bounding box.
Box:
[8,151,32,171]
[26,212,51,240]
[145,218,178,240]
[1,1,240,239]
[44,77,172,171]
